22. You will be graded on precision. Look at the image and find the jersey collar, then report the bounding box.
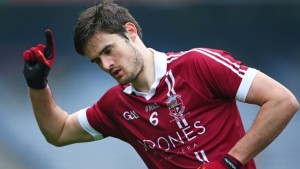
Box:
[123,48,167,100]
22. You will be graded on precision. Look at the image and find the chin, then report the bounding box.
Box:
[117,73,137,85]
[116,78,130,85]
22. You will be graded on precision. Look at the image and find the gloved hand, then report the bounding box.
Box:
[197,154,242,169]
[23,29,55,89]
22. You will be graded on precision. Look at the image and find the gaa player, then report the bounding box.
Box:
[23,1,298,169]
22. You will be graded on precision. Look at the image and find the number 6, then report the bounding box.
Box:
[149,112,158,126]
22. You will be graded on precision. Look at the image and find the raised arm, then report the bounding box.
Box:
[228,71,299,164]
[29,87,94,146]
[23,30,94,146]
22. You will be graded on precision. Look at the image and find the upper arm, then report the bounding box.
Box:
[245,72,299,121]
[245,71,298,112]
[57,111,96,146]
[228,71,298,163]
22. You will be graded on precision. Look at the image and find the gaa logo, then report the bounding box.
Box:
[123,111,140,121]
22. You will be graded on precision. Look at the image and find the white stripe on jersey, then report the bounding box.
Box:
[165,70,176,97]
[165,48,258,102]
[194,48,244,78]
[165,77,172,97]
[199,48,246,74]
[166,48,246,78]
[167,51,188,63]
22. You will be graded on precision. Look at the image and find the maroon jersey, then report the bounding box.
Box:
[78,48,258,169]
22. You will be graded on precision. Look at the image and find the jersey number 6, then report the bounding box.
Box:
[149,112,159,126]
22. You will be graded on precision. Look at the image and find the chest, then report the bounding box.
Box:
[114,74,217,145]
[106,69,238,165]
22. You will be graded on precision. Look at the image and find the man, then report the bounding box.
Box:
[23,1,298,169]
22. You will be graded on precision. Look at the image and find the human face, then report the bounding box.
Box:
[84,32,144,85]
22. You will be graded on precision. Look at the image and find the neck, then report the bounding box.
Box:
[132,48,155,93]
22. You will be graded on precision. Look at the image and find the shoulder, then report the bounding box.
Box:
[165,48,230,69]
[98,84,127,104]
[166,48,229,62]
[91,84,128,116]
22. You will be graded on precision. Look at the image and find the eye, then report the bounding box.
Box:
[104,48,112,55]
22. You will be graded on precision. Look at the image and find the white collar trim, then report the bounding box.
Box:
[123,48,167,100]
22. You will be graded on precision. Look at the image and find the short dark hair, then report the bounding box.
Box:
[74,0,142,56]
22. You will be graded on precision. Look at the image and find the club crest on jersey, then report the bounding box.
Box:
[165,70,188,129]
[166,95,188,129]
[166,94,185,118]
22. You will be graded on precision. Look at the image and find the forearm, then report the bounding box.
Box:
[229,91,298,164]
[29,85,68,145]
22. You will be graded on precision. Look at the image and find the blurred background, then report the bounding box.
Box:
[0,0,299,168]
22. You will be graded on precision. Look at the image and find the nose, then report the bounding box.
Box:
[100,56,114,71]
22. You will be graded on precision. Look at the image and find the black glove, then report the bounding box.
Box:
[23,29,55,89]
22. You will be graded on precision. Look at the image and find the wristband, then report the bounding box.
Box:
[222,154,242,169]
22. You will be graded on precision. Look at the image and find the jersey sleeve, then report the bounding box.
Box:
[236,68,258,102]
[77,108,104,140]
[191,48,258,102]
[78,87,123,139]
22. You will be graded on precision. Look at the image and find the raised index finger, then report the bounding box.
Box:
[44,29,55,59]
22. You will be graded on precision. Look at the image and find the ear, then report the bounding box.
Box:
[124,22,138,40]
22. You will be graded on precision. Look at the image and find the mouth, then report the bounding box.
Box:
[110,68,122,78]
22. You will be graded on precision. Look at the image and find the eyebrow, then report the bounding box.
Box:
[90,44,113,63]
